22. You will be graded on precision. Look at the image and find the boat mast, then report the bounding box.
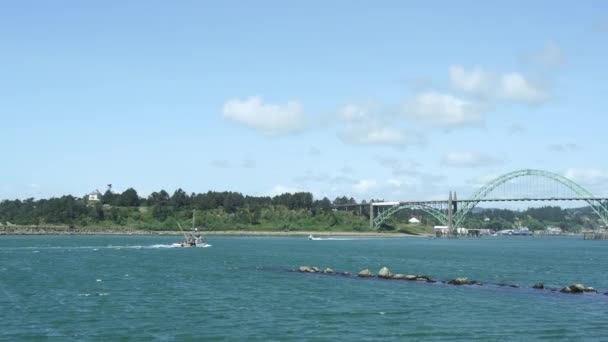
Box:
[176,222,189,241]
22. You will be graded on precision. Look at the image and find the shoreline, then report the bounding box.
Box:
[0,226,428,237]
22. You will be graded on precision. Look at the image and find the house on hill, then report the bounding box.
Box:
[408,217,420,224]
[88,190,102,202]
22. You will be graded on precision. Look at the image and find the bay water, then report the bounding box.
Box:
[1,235,608,341]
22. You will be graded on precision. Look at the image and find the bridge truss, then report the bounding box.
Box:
[364,169,608,230]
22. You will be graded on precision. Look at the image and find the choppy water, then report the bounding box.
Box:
[1,235,608,341]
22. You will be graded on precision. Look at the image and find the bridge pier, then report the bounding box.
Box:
[447,191,453,233]
[369,202,374,229]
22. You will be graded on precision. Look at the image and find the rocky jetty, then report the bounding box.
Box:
[378,267,392,279]
[295,265,602,296]
[358,269,374,277]
[560,284,596,293]
[447,277,481,285]
[298,266,319,273]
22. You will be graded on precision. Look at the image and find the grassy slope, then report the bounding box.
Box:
[78,207,372,232]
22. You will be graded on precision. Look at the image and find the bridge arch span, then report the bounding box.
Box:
[454,169,608,227]
[374,203,448,229]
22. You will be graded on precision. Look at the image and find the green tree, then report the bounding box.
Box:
[101,190,117,205]
[170,188,189,208]
[118,188,140,207]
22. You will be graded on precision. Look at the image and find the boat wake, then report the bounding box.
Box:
[308,235,362,241]
[1,244,211,251]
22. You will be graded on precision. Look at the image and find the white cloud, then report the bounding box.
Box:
[353,179,377,193]
[387,179,402,187]
[376,157,420,176]
[565,168,608,186]
[565,169,608,196]
[449,65,548,104]
[466,173,501,188]
[449,65,493,96]
[498,72,547,103]
[343,127,415,146]
[337,103,421,147]
[293,171,355,185]
[268,184,303,196]
[441,152,503,168]
[406,91,484,126]
[338,104,369,123]
[222,96,306,135]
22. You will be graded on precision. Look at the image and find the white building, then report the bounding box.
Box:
[88,190,102,202]
[408,217,421,224]
[546,226,562,235]
[434,226,449,236]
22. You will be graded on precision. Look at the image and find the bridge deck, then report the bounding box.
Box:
[332,197,608,208]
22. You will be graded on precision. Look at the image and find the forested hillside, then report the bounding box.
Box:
[0,188,603,232]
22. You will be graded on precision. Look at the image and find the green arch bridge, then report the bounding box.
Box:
[331,169,608,231]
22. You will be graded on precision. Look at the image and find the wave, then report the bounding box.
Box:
[0,244,210,251]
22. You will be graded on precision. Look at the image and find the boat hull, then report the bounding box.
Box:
[171,243,211,248]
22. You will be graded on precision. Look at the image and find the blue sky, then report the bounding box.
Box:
[2,1,608,202]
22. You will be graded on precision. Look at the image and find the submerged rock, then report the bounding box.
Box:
[570,284,585,293]
[584,287,597,293]
[378,267,392,279]
[561,284,586,293]
[323,268,334,274]
[448,278,471,285]
[299,266,318,273]
[358,269,374,277]
[405,275,418,281]
[533,282,544,289]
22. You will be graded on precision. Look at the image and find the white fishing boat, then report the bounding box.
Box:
[172,211,211,248]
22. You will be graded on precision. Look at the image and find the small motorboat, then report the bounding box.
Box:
[172,236,211,248]
[172,210,211,248]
